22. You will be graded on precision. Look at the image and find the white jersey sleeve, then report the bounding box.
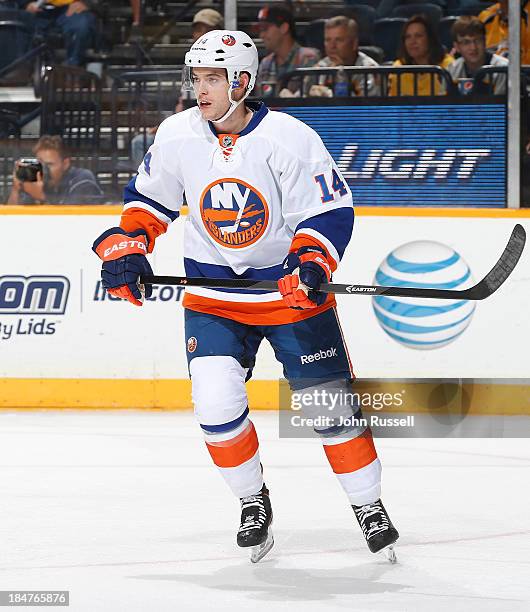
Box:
[269,112,354,268]
[123,114,187,226]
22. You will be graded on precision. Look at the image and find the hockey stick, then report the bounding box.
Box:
[140,224,526,301]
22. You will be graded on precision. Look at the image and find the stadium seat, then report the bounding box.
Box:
[303,19,325,55]
[360,45,385,64]
[445,0,464,11]
[452,4,492,16]
[445,0,491,13]
[345,0,381,9]
[346,4,377,46]
[372,0,446,19]
[392,3,444,24]
[374,17,407,61]
[423,0,447,7]
[438,15,458,51]
[0,108,20,138]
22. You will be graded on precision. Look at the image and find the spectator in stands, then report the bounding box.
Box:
[256,4,320,96]
[479,0,530,64]
[17,0,97,66]
[130,8,224,168]
[306,15,380,97]
[448,16,508,95]
[191,8,224,41]
[389,15,453,96]
[7,135,102,204]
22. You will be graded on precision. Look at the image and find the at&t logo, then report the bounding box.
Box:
[372,242,475,349]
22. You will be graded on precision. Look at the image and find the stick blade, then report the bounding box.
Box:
[470,223,526,299]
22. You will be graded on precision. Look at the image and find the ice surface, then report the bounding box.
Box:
[0,411,528,612]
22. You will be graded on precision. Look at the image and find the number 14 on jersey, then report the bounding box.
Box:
[314,170,348,203]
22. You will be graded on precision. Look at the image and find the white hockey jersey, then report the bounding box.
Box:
[120,101,354,325]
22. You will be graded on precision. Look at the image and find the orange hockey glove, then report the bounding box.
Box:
[92,227,153,307]
[278,246,331,309]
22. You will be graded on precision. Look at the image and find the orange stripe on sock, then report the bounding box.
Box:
[205,422,259,468]
[323,430,377,474]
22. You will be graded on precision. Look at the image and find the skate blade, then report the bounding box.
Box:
[250,530,274,563]
[383,544,397,564]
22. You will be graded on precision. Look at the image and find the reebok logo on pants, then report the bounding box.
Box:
[300,347,338,364]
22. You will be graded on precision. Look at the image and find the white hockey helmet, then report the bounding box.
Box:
[183,30,259,123]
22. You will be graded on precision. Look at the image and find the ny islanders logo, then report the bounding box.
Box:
[200,178,269,248]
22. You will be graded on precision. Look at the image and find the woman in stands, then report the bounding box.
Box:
[389,14,453,96]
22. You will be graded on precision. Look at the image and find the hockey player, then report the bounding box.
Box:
[92,30,398,563]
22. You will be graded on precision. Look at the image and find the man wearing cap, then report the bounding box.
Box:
[192,8,224,40]
[256,4,320,96]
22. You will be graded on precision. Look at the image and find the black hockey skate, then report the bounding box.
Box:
[352,499,399,563]
[237,484,274,563]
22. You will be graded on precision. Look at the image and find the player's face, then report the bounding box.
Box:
[324,26,358,64]
[192,68,230,121]
[455,35,486,67]
[404,23,429,63]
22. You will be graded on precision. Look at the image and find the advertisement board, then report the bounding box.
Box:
[277,102,506,207]
[1,208,529,411]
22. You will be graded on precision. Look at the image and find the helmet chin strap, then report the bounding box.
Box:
[211,98,240,124]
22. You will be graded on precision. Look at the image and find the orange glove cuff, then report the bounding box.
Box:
[95,233,148,262]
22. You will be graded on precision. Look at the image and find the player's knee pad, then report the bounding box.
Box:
[190,355,248,429]
[294,378,366,439]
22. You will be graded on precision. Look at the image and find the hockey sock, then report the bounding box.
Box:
[202,418,264,498]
